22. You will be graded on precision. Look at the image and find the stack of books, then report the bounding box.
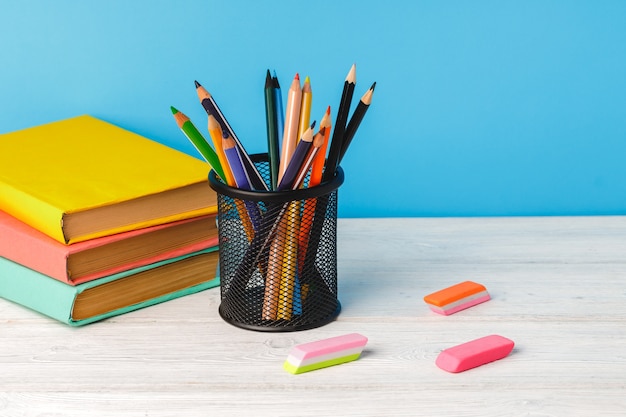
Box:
[0,115,220,326]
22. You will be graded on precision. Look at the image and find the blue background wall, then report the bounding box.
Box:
[2,1,625,217]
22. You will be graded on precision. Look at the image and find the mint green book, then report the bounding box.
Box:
[0,247,219,326]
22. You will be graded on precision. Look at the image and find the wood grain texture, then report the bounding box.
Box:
[1,217,625,416]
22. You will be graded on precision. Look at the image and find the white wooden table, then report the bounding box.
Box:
[1,217,625,416]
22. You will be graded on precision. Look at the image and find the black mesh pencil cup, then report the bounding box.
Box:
[209,154,344,332]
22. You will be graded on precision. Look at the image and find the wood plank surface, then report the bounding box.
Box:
[1,217,625,416]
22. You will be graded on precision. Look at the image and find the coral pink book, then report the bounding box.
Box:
[0,209,218,285]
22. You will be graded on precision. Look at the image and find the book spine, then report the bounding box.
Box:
[0,181,67,244]
[0,212,71,283]
[0,256,76,324]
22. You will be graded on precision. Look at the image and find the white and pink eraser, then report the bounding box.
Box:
[423,281,490,315]
[436,334,514,373]
[284,333,368,374]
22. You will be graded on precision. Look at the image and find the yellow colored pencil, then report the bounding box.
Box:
[297,76,313,142]
[277,200,299,320]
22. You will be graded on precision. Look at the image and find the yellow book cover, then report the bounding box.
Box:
[0,115,217,244]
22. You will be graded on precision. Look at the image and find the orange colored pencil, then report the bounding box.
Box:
[208,115,254,241]
[309,106,332,187]
[297,121,329,277]
[207,114,236,187]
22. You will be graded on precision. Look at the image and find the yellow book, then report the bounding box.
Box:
[0,115,217,244]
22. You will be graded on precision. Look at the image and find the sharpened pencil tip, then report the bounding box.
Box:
[170,106,178,114]
[194,80,201,88]
[371,82,377,90]
[295,73,300,80]
[326,105,331,114]
[347,63,356,83]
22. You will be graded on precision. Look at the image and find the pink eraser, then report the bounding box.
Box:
[284,333,368,374]
[436,335,514,373]
[423,281,490,315]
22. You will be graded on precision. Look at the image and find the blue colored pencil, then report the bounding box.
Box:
[223,131,262,231]
[273,71,285,153]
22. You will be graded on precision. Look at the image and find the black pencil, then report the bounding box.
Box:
[339,82,376,163]
[322,63,356,182]
[264,70,280,190]
[195,80,268,191]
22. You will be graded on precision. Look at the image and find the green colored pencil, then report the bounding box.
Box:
[170,106,225,179]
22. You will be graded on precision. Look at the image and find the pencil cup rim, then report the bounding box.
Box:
[208,153,344,203]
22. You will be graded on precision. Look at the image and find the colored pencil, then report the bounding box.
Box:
[277,123,324,318]
[309,106,332,187]
[222,131,252,190]
[276,204,299,320]
[207,114,235,186]
[223,131,261,232]
[277,73,302,184]
[322,63,356,182]
[195,80,268,191]
[339,82,376,163]
[272,71,285,158]
[296,126,327,277]
[297,76,313,141]
[208,115,254,241]
[262,213,287,320]
[277,123,315,191]
[170,106,225,180]
[294,127,326,190]
[264,70,280,190]
[275,75,311,318]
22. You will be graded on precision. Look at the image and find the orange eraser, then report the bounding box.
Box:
[423,281,490,315]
